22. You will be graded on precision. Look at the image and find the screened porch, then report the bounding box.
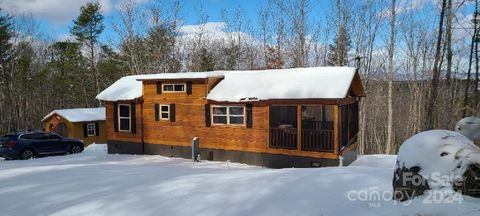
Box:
[268,101,359,153]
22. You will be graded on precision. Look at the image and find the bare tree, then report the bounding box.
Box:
[385,0,396,154]
[425,0,447,129]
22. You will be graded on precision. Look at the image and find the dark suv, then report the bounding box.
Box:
[0,131,84,160]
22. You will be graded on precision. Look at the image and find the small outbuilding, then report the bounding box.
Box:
[42,108,106,146]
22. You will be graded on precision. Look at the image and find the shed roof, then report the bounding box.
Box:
[96,67,362,102]
[42,107,106,123]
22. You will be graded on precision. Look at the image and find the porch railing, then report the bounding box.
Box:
[301,129,334,152]
[269,127,297,150]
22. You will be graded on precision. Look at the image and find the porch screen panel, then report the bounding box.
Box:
[301,106,334,152]
[269,106,297,150]
[340,105,348,148]
[348,101,359,141]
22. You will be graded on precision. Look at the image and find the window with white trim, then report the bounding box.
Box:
[162,83,186,92]
[159,105,170,120]
[118,104,131,132]
[212,106,245,125]
[87,123,96,136]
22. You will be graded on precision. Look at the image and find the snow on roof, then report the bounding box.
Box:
[206,67,357,102]
[396,130,480,187]
[96,72,228,101]
[136,70,227,81]
[96,67,358,102]
[96,75,149,102]
[42,107,106,123]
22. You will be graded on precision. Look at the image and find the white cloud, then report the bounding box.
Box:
[379,0,432,17]
[453,13,475,41]
[56,33,76,42]
[0,0,113,24]
[114,0,150,10]
[179,22,255,44]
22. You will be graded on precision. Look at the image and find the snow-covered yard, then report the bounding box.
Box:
[0,145,479,216]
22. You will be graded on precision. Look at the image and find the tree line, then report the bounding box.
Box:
[0,0,478,154]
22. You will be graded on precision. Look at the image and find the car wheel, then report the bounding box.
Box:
[20,149,35,160]
[70,145,83,154]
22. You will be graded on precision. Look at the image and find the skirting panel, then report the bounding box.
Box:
[145,143,341,168]
[107,140,341,168]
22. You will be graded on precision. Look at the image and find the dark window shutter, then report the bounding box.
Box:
[155,104,159,121]
[83,123,88,137]
[95,122,100,136]
[131,103,136,134]
[186,81,192,95]
[170,104,176,122]
[113,102,118,132]
[246,104,253,128]
[156,82,162,94]
[205,104,211,127]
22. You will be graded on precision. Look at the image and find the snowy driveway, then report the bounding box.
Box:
[0,145,479,216]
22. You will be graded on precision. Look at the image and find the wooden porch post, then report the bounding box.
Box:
[333,105,339,154]
[297,105,302,151]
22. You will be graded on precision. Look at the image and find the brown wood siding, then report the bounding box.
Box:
[105,102,143,143]
[140,80,338,160]
[43,114,106,146]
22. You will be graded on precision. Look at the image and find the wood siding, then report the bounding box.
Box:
[103,79,353,160]
[138,80,338,160]
[105,102,143,143]
[43,114,106,146]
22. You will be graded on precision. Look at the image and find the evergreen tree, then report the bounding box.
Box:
[199,47,214,71]
[0,9,13,66]
[70,2,105,106]
[48,41,84,108]
[145,24,181,73]
[327,26,351,66]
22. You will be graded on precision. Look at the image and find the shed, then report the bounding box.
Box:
[42,108,106,146]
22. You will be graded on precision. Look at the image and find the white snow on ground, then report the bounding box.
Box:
[41,107,106,122]
[349,154,397,169]
[0,144,479,216]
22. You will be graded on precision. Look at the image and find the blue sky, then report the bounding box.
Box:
[0,0,475,46]
[0,0,336,44]
[0,0,275,43]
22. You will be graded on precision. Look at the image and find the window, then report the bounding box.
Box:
[162,83,186,93]
[87,123,96,136]
[118,104,131,132]
[20,133,43,140]
[44,133,61,140]
[159,105,170,120]
[212,106,245,125]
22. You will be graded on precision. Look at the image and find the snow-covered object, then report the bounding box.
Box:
[396,130,479,180]
[455,116,480,141]
[96,67,358,102]
[96,72,228,101]
[42,107,105,123]
[96,75,148,101]
[207,67,357,102]
[393,130,480,201]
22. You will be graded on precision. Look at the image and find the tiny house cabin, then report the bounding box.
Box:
[42,108,106,146]
[96,67,365,168]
